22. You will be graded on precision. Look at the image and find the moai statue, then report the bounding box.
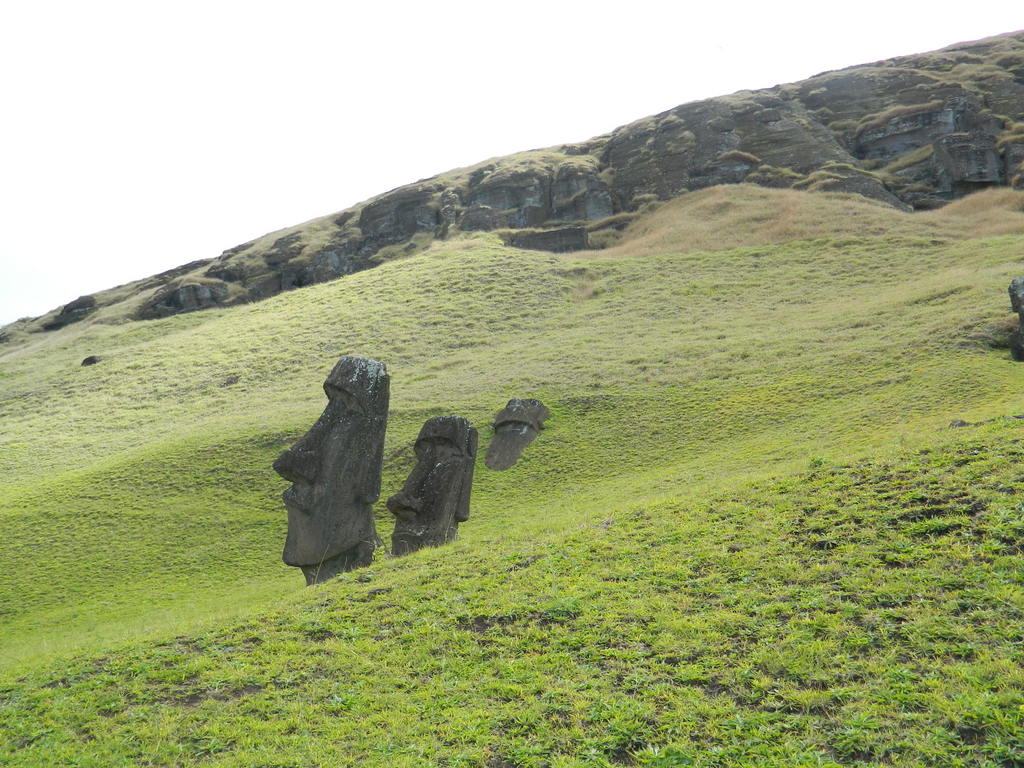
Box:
[1009,278,1024,361]
[387,416,477,555]
[273,356,390,585]
[484,398,550,471]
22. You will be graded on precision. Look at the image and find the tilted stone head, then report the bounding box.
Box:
[274,356,390,584]
[484,398,549,471]
[388,415,477,556]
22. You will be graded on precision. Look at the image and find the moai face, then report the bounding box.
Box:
[274,356,390,584]
[388,416,477,556]
[484,398,549,471]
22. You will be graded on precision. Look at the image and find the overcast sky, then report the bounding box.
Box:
[1,1,1021,325]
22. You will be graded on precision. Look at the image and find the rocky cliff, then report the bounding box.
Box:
[12,30,1024,333]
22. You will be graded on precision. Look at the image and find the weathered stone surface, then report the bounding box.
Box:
[42,295,97,331]
[467,169,548,215]
[273,356,390,584]
[262,232,305,266]
[854,104,956,160]
[138,281,230,320]
[203,263,247,283]
[550,164,613,221]
[458,205,503,231]
[505,227,589,253]
[933,132,1003,194]
[850,96,1001,162]
[209,243,370,302]
[485,398,549,471]
[357,186,439,252]
[80,355,100,366]
[388,416,477,556]
[601,93,858,209]
[461,163,612,230]
[135,260,214,292]
[801,167,908,208]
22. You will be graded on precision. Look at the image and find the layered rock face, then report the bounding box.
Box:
[41,295,97,330]
[503,227,590,253]
[137,282,230,320]
[21,31,1024,331]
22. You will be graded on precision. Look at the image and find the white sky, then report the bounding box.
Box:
[1,1,1021,325]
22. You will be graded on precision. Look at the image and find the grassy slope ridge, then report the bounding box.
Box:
[2,186,1024,766]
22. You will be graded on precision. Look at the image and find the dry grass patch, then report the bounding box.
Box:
[578,185,933,259]
[575,185,1024,261]
[921,187,1024,238]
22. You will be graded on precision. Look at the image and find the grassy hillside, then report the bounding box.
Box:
[4,427,1024,766]
[2,186,1024,766]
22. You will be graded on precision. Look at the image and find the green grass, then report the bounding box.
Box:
[3,427,1023,766]
[2,186,1024,765]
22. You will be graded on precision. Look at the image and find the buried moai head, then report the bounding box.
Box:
[273,356,390,585]
[484,398,549,471]
[387,416,477,556]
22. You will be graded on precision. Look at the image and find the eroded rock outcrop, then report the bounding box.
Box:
[387,416,477,555]
[357,186,440,251]
[504,227,589,253]
[138,281,230,320]
[850,97,1002,161]
[458,158,612,232]
[485,398,550,471]
[934,132,1004,193]
[273,356,390,584]
[42,295,96,330]
[600,92,897,209]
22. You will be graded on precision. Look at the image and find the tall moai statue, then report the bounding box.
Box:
[1010,278,1024,361]
[387,416,477,555]
[273,356,390,585]
[484,398,549,470]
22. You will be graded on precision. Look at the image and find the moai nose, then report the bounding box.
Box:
[273,445,319,485]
